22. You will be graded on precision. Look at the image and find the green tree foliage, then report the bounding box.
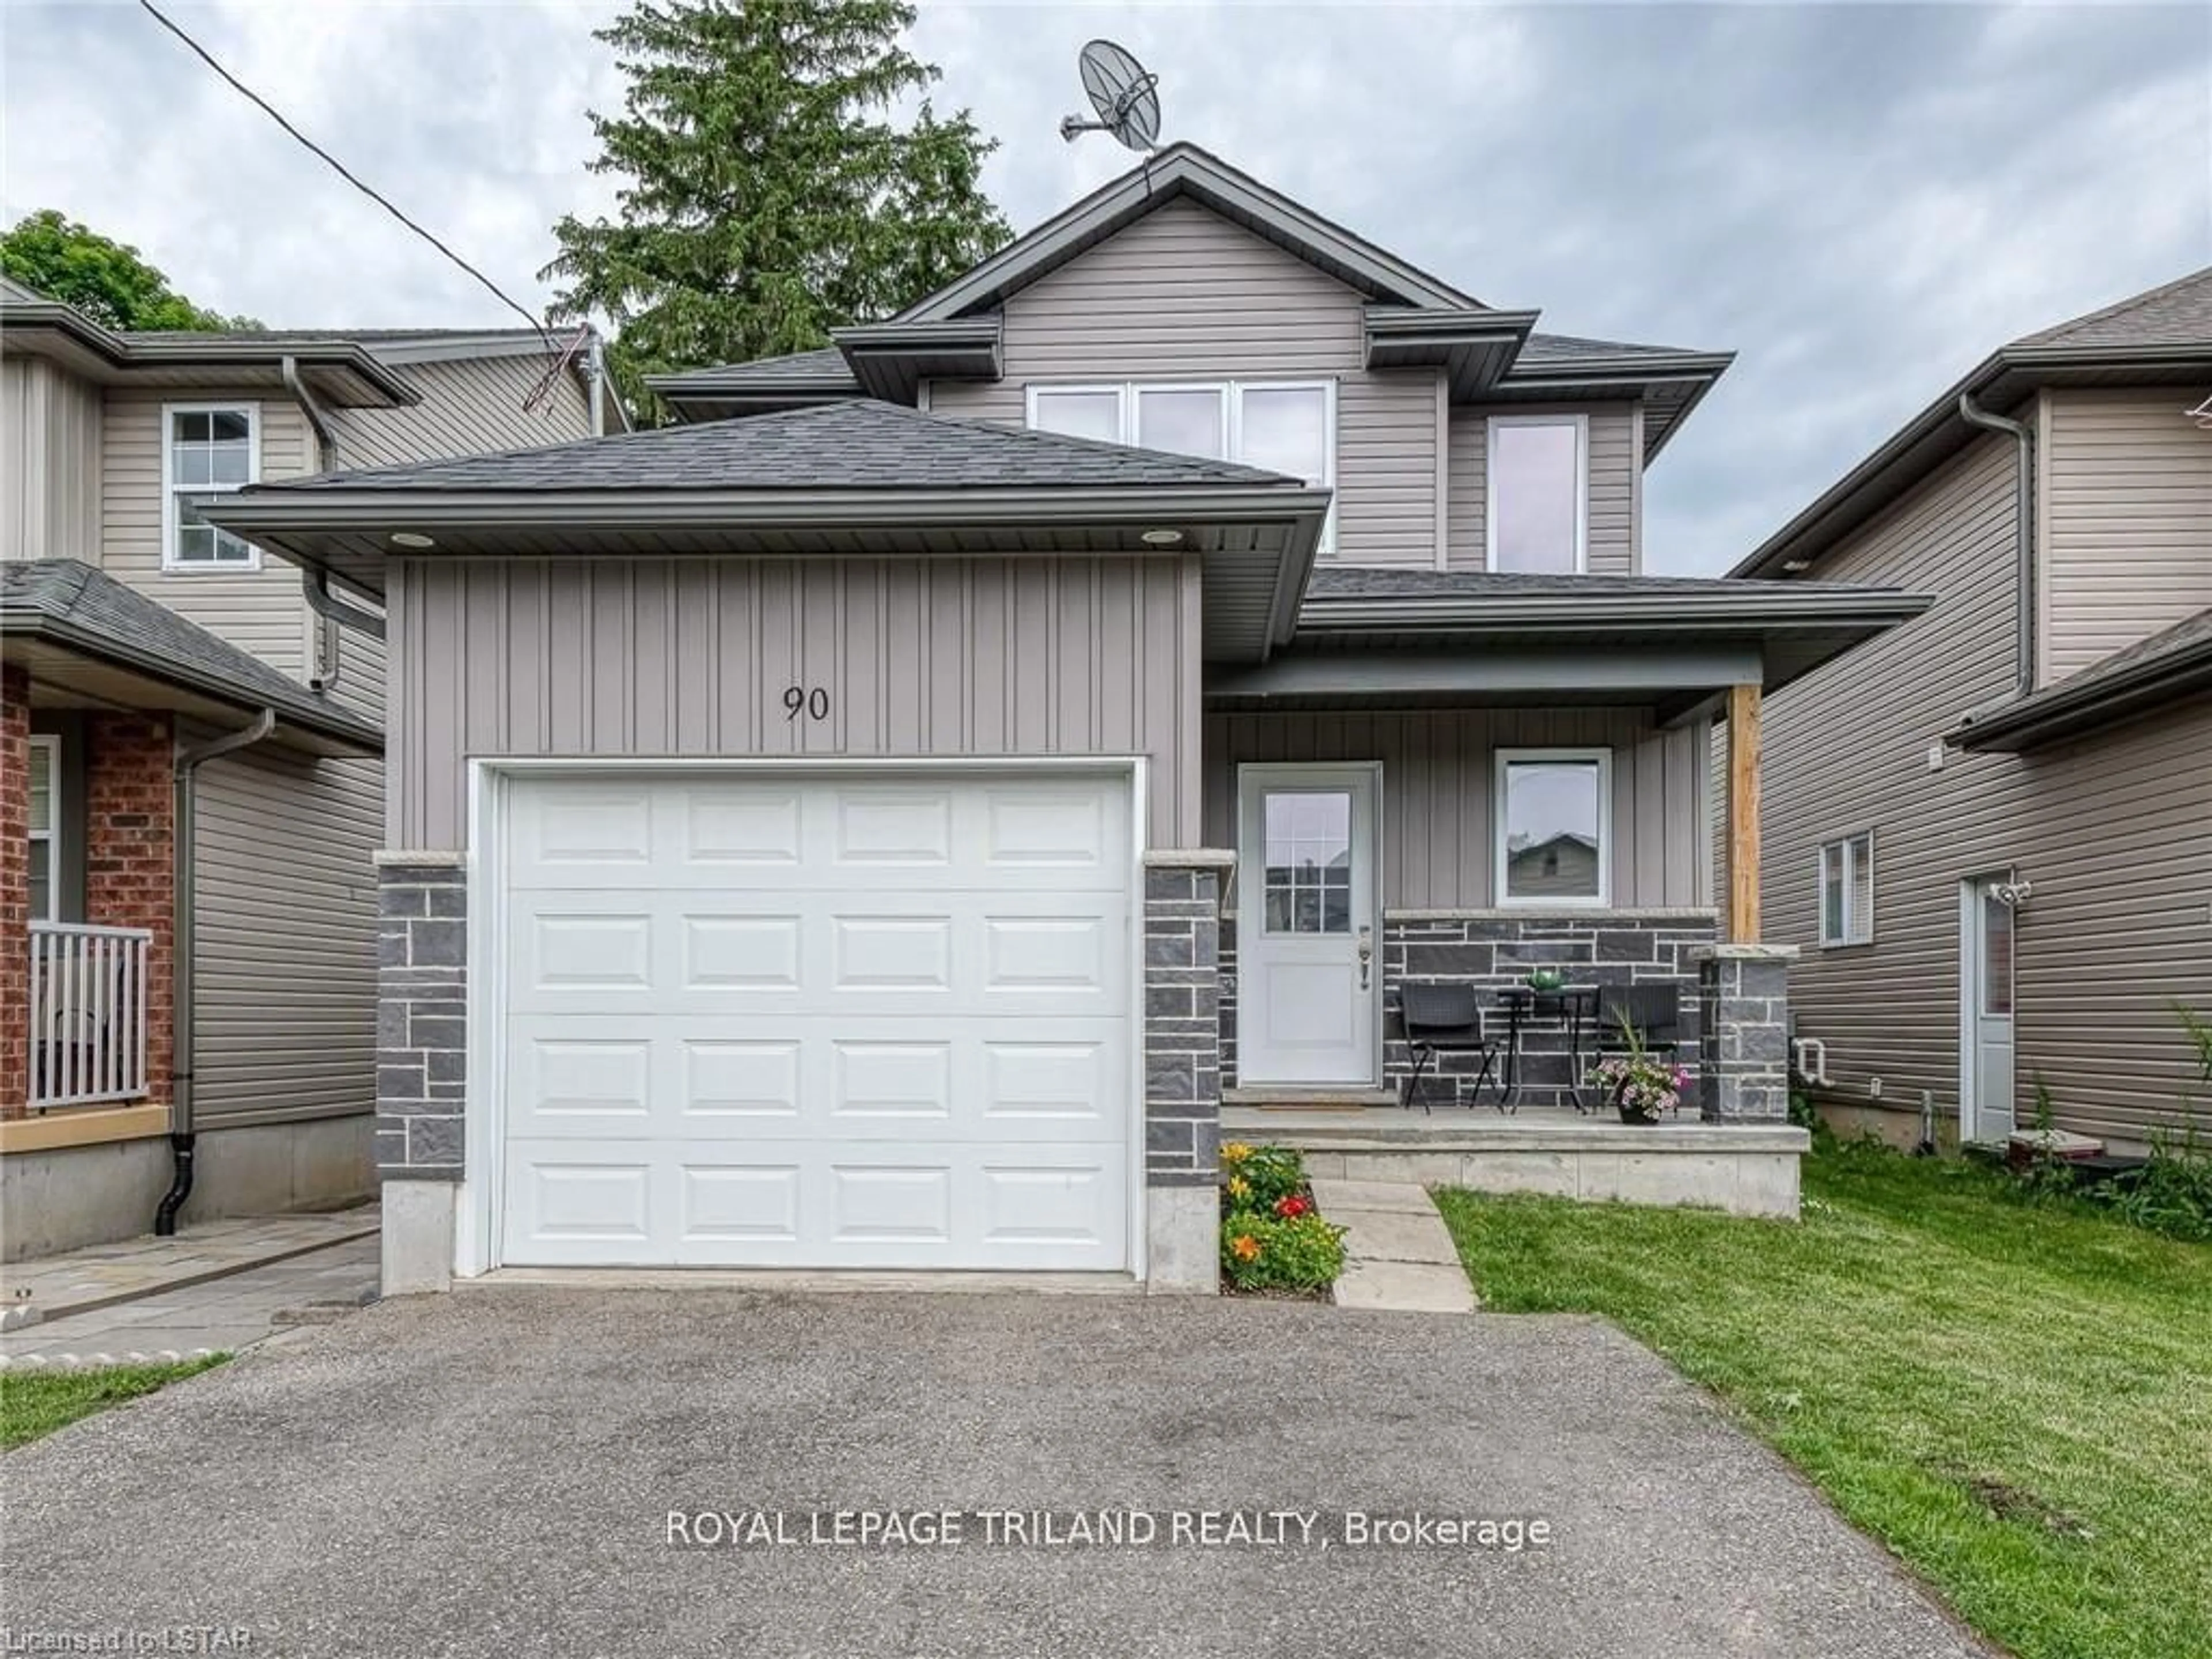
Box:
[543,0,1010,418]
[0,210,258,331]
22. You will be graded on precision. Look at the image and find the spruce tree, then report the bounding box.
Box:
[543,0,1011,418]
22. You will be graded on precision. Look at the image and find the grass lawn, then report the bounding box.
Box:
[1435,1143,2212,1659]
[1,1356,227,1449]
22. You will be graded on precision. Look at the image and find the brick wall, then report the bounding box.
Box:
[1142,858,1226,1188]
[376,856,467,1177]
[83,713,176,1112]
[0,666,28,1116]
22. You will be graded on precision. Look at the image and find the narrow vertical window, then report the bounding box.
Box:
[28,734,58,922]
[1819,832,1875,945]
[1487,416,1586,574]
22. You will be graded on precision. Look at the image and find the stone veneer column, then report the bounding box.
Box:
[376,851,467,1293]
[1690,944,1797,1121]
[1142,851,1232,1294]
[0,666,28,1118]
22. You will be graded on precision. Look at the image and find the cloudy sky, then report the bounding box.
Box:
[3,2,2205,571]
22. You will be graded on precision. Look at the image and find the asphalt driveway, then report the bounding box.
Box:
[1,1288,1990,1659]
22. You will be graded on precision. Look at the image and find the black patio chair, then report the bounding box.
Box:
[1396,981,1501,1115]
[1593,983,1687,1059]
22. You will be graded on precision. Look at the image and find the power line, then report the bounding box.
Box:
[135,0,558,354]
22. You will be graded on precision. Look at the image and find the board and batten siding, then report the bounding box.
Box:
[188,737,380,1127]
[391,555,1206,851]
[99,387,316,677]
[2039,385,2212,684]
[925,196,1443,570]
[1445,404,1641,575]
[2,357,102,565]
[1753,428,2211,1148]
[1203,708,1710,910]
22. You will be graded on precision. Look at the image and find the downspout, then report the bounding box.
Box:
[153,708,278,1236]
[1959,392,2035,701]
[281,358,388,676]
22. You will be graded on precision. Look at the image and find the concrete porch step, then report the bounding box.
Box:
[1221,1086,1402,1110]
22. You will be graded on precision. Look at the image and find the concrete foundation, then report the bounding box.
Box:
[1224,1108,1808,1219]
[381,1179,456,1295]
[2,1114,374,1262]
[1143,1184,1219,1294]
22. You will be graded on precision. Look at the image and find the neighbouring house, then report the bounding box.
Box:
[1728,267,2212,1153]
[205,145,1926,1294]
[1,277,613,1258]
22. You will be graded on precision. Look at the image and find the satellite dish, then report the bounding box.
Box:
[1059,39,1161,150]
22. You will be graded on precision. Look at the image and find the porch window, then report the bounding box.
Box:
[162,403,260,570]
[1028,379,1335,548]
[1495,748,1610,906]
[1487,415,1586,574]
[27,734,57,921]
[1819,832,1874,946]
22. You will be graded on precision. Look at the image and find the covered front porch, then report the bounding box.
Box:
[1199,568,1931,1214]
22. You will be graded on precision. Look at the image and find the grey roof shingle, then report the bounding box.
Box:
[2016,267,2212,350]
[652,347,860,392]
[1,560,381,751]
[254,399,1302,494]
[1513,332,1706,366]
[2058,605,2212,688]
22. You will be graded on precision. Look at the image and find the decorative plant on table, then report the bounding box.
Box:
[1587,1014,1691,1124]
[1524,966,1566,994]
[1218,1142,1347,1295]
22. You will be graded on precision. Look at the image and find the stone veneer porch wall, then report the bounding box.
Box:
[1222,910,1721,1111]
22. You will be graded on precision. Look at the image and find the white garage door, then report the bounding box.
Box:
[495,770,1134,1271]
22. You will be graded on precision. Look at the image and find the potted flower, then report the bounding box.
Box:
[1588,1014,1691,1123]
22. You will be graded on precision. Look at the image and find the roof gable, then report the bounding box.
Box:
[895,142,1484,322]
[2017,266,2212,351]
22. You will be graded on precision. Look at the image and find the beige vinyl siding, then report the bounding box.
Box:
[1755,429,2212,1147]
[327,354,593,469]
[100,387,315,676]
[189,739,379,1127]
[1445,404,1641,574]
[2040,386,2212,683]
[1203,708,1709,909]
[391,554,1205,851]
[3,357,103,563]
[926,197,1441,569]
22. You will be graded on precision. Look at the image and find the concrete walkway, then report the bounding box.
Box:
[2,1206,378,1327]
[0,1234,381,1369]
[0,1208,381,1369]
[1313,1177,1478,1313]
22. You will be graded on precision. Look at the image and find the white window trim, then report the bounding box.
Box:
[1025,378,1339,548]
[1818,830,1877,948]
[1493,746,1612,908]
[1485,411,1588,575]
[161,400,262,573]
[27,733,59,922]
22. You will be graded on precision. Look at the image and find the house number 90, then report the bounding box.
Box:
[783,685,831,723]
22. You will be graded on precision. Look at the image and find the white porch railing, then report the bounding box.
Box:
[28,921,153,1111]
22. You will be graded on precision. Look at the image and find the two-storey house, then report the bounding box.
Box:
[1731,268,2212,1153]
[1,277,612,1257]
[206,146,1925,1294]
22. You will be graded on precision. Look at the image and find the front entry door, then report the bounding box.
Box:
[1236,766,1380,1086]
[1962,877,2017,1140]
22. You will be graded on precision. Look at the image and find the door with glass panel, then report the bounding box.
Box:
[1236,765,1380,1086]
[1961,877,2017,1140]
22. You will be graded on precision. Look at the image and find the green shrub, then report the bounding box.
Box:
[2096,1127,2212,1244]
[1219,1141,1305,1213]
[1221,1210,1348,1292]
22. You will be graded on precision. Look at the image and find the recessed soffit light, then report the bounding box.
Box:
[389,531,437,550]
[1140,528,1184,547]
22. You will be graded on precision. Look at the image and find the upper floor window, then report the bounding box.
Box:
[1819,832,1874,946]
[1495,747,1611,906]
[1028,379,1335,547]
[162,403,260,571]
[1487,414,1586,575]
